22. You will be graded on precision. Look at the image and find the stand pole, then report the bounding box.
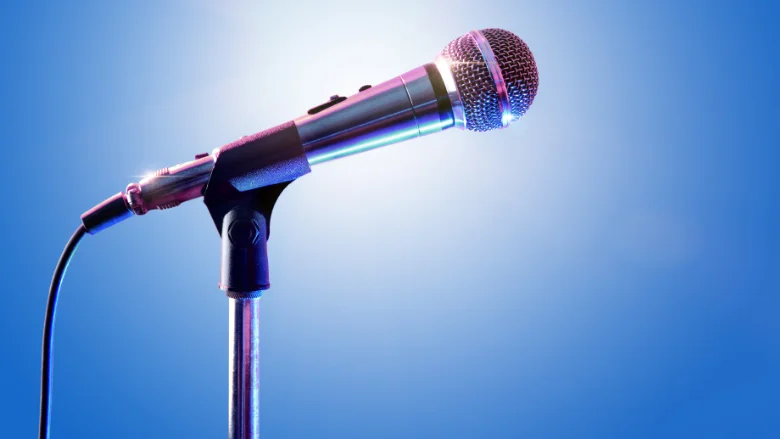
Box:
[229,298,261,439]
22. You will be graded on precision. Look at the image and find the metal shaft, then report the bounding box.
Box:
[295,64,453,166]
[229,298,261,439]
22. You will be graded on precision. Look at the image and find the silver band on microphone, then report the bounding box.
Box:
[469,30,512,128]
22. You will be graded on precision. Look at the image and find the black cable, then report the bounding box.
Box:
[39,225,87,439]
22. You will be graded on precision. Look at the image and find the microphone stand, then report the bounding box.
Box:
[205,182,294,439]
[196,121,310,439]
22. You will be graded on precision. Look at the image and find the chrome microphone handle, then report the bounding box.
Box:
[85,61,457,233]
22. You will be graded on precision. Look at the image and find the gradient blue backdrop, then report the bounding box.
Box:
[1,1,778,437]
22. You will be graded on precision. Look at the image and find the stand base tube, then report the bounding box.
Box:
[229,298,261,439]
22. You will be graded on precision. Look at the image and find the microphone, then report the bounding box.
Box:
[81,28,539,234]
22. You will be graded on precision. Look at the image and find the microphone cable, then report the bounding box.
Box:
[38,225,87,439]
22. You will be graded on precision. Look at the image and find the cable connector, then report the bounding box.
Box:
[80,154,217,234]
[80,192,133,234]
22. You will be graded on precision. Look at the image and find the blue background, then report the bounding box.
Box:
[1,1,778,437]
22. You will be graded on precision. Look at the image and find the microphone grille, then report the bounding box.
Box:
[441,28,539,131]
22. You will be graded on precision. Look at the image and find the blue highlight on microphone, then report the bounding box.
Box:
[306,122,451,166]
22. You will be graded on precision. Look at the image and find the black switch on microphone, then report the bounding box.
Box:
[307,95,347,115]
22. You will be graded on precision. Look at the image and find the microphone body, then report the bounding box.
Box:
[80,28,538,234]
[83,63,456,232]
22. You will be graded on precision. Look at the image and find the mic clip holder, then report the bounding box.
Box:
[204,182,290,298]
[202,120,311,298]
